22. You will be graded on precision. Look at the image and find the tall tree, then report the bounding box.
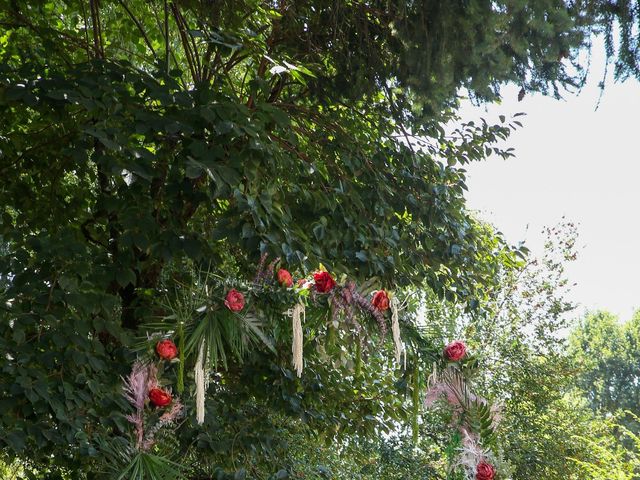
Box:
[570,310,640,435]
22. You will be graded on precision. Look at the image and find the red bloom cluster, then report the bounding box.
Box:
[149,387,172,407]
[371,290,390,311]
[444,340,467,362]
[277,268,293,287]
[224,289,245,312]
[313,271,336,293]
[476,461,496,480]
[156,339,178,360]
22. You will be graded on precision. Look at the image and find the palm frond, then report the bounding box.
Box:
[117,452,183,480]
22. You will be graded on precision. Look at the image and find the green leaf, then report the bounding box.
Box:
[116,269,137,288]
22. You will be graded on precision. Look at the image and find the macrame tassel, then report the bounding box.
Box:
[194,340,208,425]
[411,363,420,445]
[291,303,305,377]
[177,322,185,394]
[391,296,405,367]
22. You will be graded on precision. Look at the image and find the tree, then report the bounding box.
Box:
[417,222,619,479]
[569,310,640,436]
[2,1,639,478]
[0,1,525,475]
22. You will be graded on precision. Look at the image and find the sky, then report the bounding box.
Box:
[460,45,640,323]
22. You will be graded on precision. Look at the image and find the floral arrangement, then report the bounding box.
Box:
[116,254,502,478]
[122,356,183,452]
[425,340,500,479]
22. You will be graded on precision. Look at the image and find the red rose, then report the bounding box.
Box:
[371,290,390,311]
[156,339,178,360]
[313,271,336,293]
[224,289,245,312]
[277,268,293,288]
[476,461,496,480]
[444,340,467,362]
[149,387,172,407]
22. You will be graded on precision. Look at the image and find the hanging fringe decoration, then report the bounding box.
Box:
[194,340,209,425]
[427,362,438,390]
[288,303,305,377]
[176,321,185,394]
[411,363,420,444]
[391,296,405,367]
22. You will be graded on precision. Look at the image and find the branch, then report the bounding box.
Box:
[116,0,157,58]
[89,0,104,58]
[268,133,310,162]
[169,2,199,82]
[80,218,108,249]
[164,0,170,73]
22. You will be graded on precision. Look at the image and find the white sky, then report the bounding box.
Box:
[460,44,640,322]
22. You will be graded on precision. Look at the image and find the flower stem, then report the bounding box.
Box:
[355,339,362,378]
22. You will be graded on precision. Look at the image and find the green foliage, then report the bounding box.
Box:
[569,416,640,480]
[98,438,184,480]
[569,310,640,436]
[3,0,640,478]
[420,222,601,479]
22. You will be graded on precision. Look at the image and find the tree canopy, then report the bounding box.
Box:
[2,1,640,479]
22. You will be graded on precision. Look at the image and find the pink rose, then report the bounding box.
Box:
[149,387,172,407]
[224,289,245,312]
[156,339,178,360]
[444,340,467,362]
[476,461,496,480]
[313,271,336,293]
[277,268,293,287]
[371,290,390,311]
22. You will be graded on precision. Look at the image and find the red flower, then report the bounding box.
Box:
[149,387,172,407]
[313,271,336,293]
[277,268,293,288]
[156,339,178,360]
[444,340,467,362]
[371,290,390,311]
[476,461,496,480]
[224,289,245,312]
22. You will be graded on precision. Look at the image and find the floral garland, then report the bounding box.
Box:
[117,255,502,478]
[425,340,500,480]
[122,356,183,452]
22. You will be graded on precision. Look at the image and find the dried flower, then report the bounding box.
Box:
[195,340,209,425]
[141,398,184,451]
[290,303,305,377]
[253,252,268,284]
[390,296,405,366]
[123,361,158,449]
[352,288,386,335]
